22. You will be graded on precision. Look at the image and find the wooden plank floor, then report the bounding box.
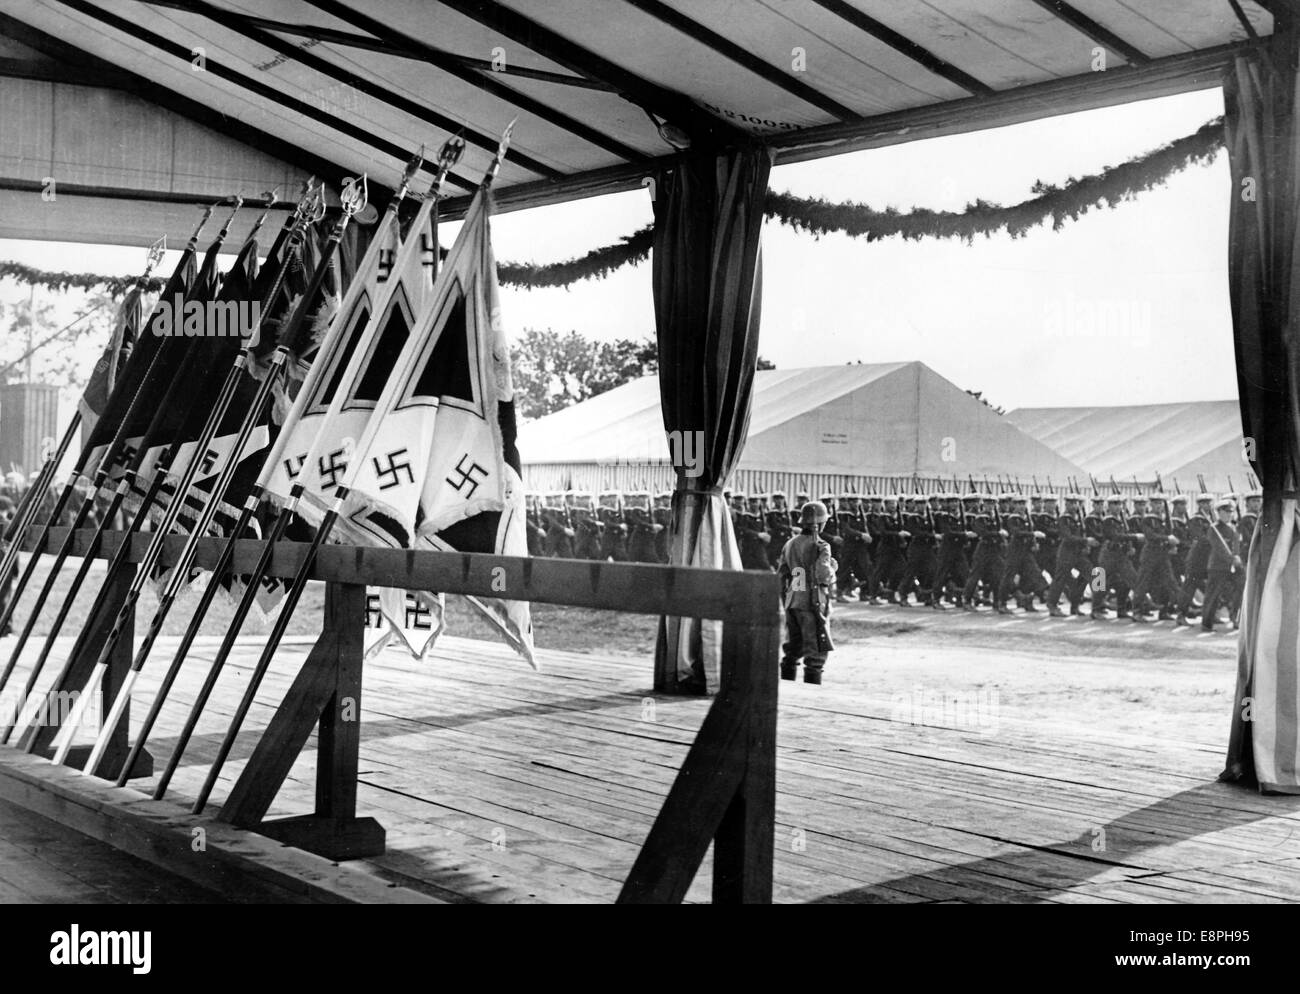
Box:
[5,630,1300,904]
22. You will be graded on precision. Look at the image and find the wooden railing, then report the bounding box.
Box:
[18,528,782,904]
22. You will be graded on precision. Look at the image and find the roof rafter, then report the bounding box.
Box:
[144,0,564,180]
[1025,0,1151,66]
[143,0,612,90]
[305,0,647,162]
[807,0,994,96]
[617,0,858,120]
[430,0,746,146]
[50,0,476,192]
[0,9,355,195]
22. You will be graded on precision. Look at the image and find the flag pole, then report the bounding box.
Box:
[8,190,308,747]
[114,152,422,790]
[190,135,485,812]
[158,143,462,807]
[44,189,329,766]
[0,201,255,707]
[0,209,214,632]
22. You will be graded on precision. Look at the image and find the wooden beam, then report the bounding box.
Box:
[50,0,475,193]
[305,0,646,163]
[711,619,779,904]
[431,0,745,146]
[36,529,782,625]
[771,38,1250,167]
[1025,0,1151,66]
[0,10,356,193]
[807,0,994,96]
[618,0,857,120]
[146,0,564,180]
[143,0,613,90]
[0,177,295,209]
[435,37,1256,219]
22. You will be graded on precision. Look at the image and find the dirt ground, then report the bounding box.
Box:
[8,554,1241,751]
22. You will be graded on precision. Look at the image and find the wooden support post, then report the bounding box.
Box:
[218,582,384,861]
[619,617,780,903]
[20,562,153,779]
[711,619,779,903]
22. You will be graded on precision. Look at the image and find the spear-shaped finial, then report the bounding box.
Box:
[484,118,516,187]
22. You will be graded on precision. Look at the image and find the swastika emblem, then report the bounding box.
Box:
[373,448,414,491]
[377,248,395,283]
[318,447,349,491]
[405,595,433,631]
[364,593,382,628]
[420,233,436,280]
[445,453,488,498]
[282,454,305,480]
[199,448,219,474]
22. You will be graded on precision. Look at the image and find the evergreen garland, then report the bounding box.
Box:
[1,117,1226,296]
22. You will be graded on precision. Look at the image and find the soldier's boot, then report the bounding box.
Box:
[780,661,799,681]
[803,667,823,686]
[1048,604,1067,618]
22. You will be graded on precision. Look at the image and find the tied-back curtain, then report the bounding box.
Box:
[652,147,773,693]
[1223,20,1300,793]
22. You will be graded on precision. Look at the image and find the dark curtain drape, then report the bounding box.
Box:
[651,146,773,693]
[1223,12,1300,793]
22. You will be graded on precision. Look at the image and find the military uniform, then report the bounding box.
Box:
[1202,499,1243,631]
[625,492,660,563]
[961,497,1005,608]
[833,495,873,599]
[542,492,577,559]
[597,491,630,562]
[931,494,972,607]
[996,498,1047,612]
[896,496,938,607]
[868,498,907,602]
[1130,497,1179,620]
[652,493,673,563]
[765,492,795,571]
[1045,496,1093,616]
[1176,497,1216,621]
[1097,498,1139,618]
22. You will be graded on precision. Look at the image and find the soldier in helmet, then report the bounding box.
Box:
[960,493,1004,609]
[868,494,906,603]
[652,491,673,563]
[896,494,938,607]
[625,491,659,563]
[765,491,794,570]
[931,493,973,608]
[834,494,873,601]
[525,493,546,556]
[735,492,773,571]
[1175,494,1216,624]
[1131,494,1179,621]
[597,489,630,562]
[1202,497,1243,632]
[1045,493,1095,617]
[778,500,837,685]
[997,494,1048,612]
[569,491,603,560]
[542,491,576,559]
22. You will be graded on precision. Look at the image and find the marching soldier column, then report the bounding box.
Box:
[518,482,1256,634]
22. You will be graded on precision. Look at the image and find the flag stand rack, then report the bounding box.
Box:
[20,560,155,781]
[15,527,781,902]
[218,581,385,861]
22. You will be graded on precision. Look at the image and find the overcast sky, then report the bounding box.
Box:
[0,86,1234,415]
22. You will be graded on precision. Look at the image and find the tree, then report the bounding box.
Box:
[510,328,777,420]
[510,329,656,420]
[0,290,118,388]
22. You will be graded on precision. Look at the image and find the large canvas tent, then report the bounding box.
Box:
[521,361,1089,494]
[1006,400,1251,493]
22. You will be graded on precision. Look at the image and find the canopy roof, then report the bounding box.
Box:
[521,361,1090,482]
[0,0,1275,239]
[1005,400,1248,489]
